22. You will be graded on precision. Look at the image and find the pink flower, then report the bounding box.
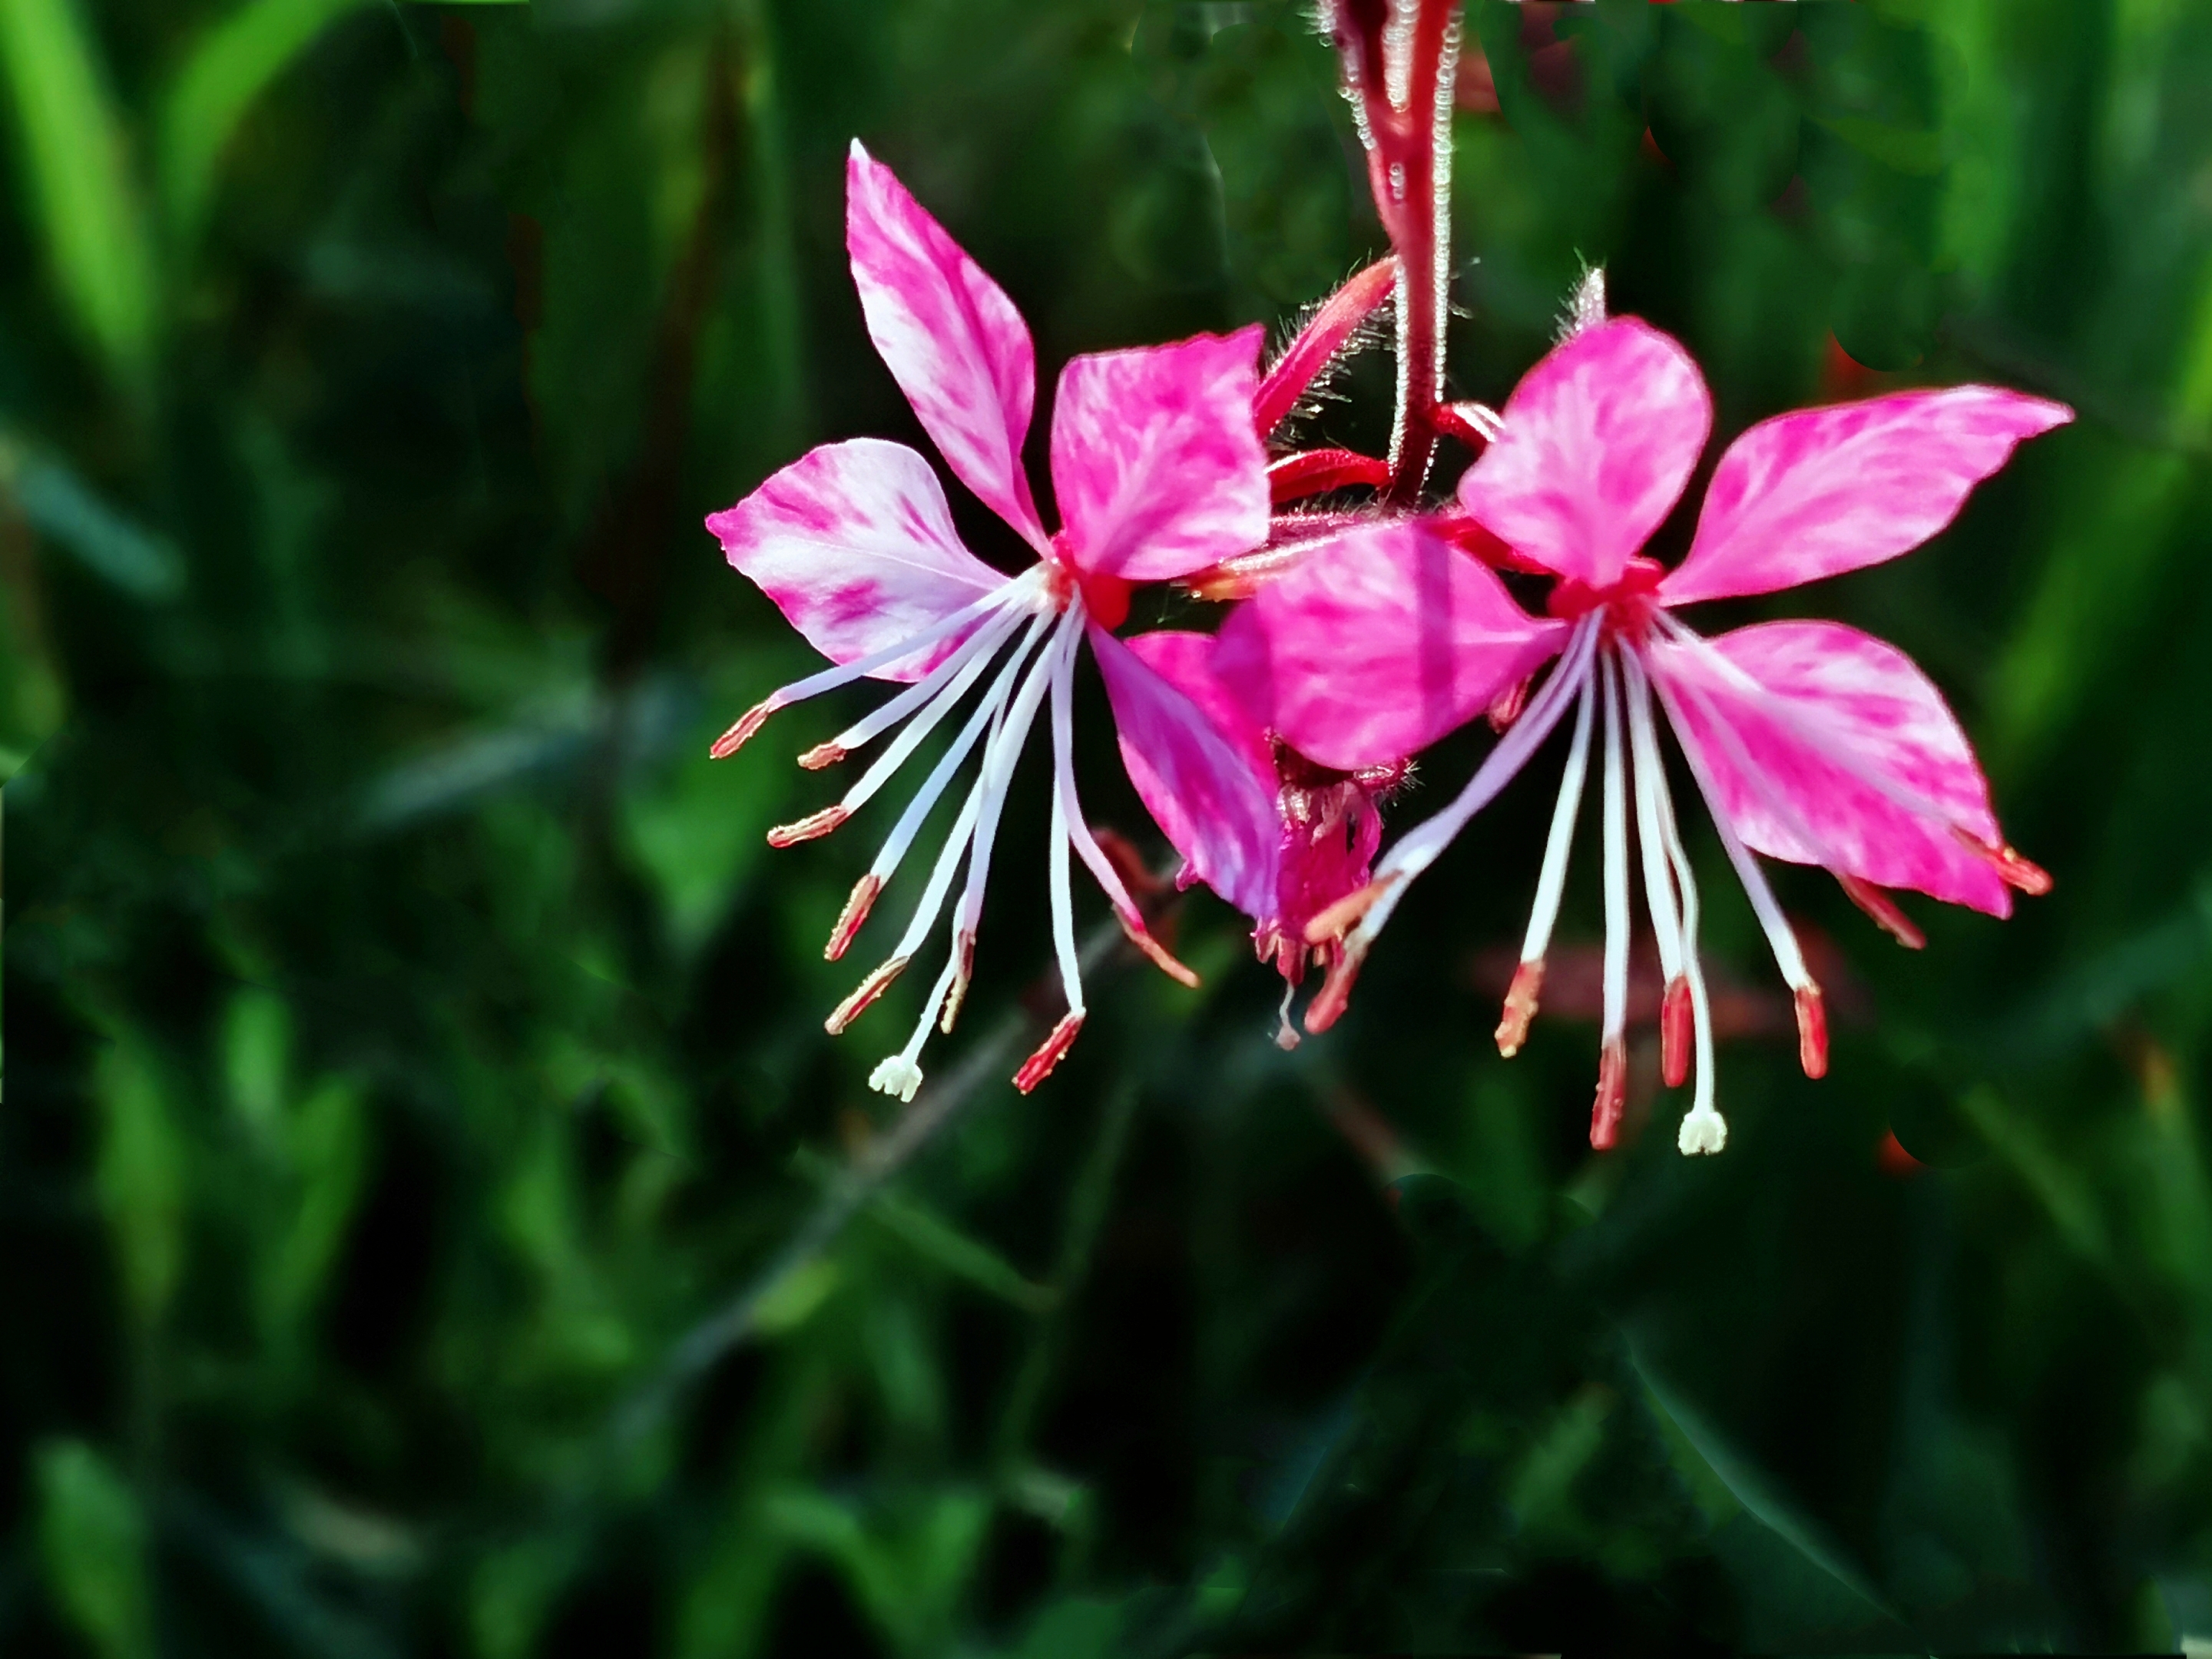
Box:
[1105,627,1406,1047]
[1218,283,2071,1154]
[707,142,1277,1098]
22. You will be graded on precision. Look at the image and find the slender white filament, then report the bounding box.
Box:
[870,954,964,1102]
[1518,670,1596,965]
[1355,617,1602,949]
[1599,651,1630,1046]
[1647,718,1722,1152]
[760,581,1023,712]
[952,606,1066,939]
[888,765,990,962]
[830,602,1027,779]
[1048,614,1148,924]
[1043,627,1087,1020]
[1621,652,1684,982]
[863,611,1051,883]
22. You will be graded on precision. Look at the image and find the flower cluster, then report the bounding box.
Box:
[707,15,2068,1151]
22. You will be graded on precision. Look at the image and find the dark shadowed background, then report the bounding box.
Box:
[6,1,2212,1652]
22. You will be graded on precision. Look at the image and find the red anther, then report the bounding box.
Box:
[1661,975,1693,1088]
[710,697,780,759]
[1251,257,1396,439]
[798,741,847,771]
[1837,874,1926,950]
[1303,872,1402,946]
[1486,675,1532,733]
[1952,827,2052,896]
[939,930,976,1034]
[1013,1012,1084,1093]
[1495,959,1544,1057]
[1116,909,1200,988]
[1591,1038,1628,1150]
[1302,942,1367,1035]
[767,804,849,848]
[1794,984,1829,1080]
[1267,448,1392,505]
[1078,571,1133,631]
[825,875,880,962]
[826,955,907,1034]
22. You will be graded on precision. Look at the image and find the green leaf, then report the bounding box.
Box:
[0,0,158,378]
[94,1038,187,1325]
[35,1439,153,1659]
[160,0,369,243]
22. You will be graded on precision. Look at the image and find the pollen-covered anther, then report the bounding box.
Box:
[710,697,781,759]
[938,931,976,1035]
[1013,1012,1084,1094]
[1495,959,1545,1057]
[1116,909,1200,988]
[1661,975,1693,1088]
[1838,874,1926,949]
[1952,828,2053,896]
[1303,873,1403,946]
[1591,1038,1628,1150]
[824,876,881,961]
[1794,983,1829,1080]
[797,741,847,770]
[1677,1109,1727,1157]
[767,805,850,848]
[825,955,907,1035]
[869,1055,924,1103]
[1301,940,1368,1034]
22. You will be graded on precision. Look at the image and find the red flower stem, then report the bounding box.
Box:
[1332,0,1464,505]
[1269,448,1394,504]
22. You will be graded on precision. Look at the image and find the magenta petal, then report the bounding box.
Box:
[1050,328,1270,582]
[1647,621,2013,914]
[846,141,1048,549]
[1211,522,1569,772]
[1091,624,1280,922]
[707,438,1008,680]
[1455,318,1711,588]
[1661,386,2074,606]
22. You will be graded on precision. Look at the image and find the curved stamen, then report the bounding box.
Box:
[712,581,1026,757]
[1496,670,1597,1056]
[1644,713,1724,1155]
[806,601,1029,774]
[1594,650,1631,1150]
[869,955,962,1104]
[1621,652,1688,1086]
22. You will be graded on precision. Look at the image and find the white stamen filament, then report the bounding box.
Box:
[952,605,1069,942]
[1598,651,1631,1048]
[1048,614,1146,927]
[869,955,963,1104]
[1354,617,1603,949]
[887,763,990,965]
[863,611,1052,886]
[1044,625,1087,1022]
[1515,670,1597,968]
[755,581,1022,715]
[1647,662,1814,994]
[828,602,1028,782]
[1622,653,1684,983]
[1644,694,1724,1155]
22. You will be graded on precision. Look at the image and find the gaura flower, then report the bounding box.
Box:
[1217,286,2071,1154]
[1108,627,1408,1047]
[707,141,1278,1100]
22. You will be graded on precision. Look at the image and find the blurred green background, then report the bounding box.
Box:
[6,0,2212,1651]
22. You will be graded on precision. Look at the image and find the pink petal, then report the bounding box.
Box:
[1091,624,1280,923]
[1050,328,1270,582]
[1647,621,2012,914]
[1210,521,1568,772]
[707,438,1008,680]
[846,141,1048,549]
[1121,631,1277,795]
[1455,318,1710,588]
[1661,386,2074,606]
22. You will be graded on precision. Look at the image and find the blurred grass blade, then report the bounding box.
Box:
[0,437,184,598]
[95,1039,187,1326]
[161,0,368,243]
[35,1439,153,1659]
[0,0,158,379]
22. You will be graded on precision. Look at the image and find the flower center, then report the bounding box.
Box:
[1545,555,1664,641]
[1045,543,1132,630]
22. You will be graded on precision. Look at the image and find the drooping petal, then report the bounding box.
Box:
[1647,621,2013,913]
[846,141,1048,549]
[1210,521,1568,773]
[1091,624,1280,923]
[1120,631,1277,796]
[1455,318,1711,589]
[1050,328,1270,582]
[1661,386,2074,606]
[707,438,1009,680]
